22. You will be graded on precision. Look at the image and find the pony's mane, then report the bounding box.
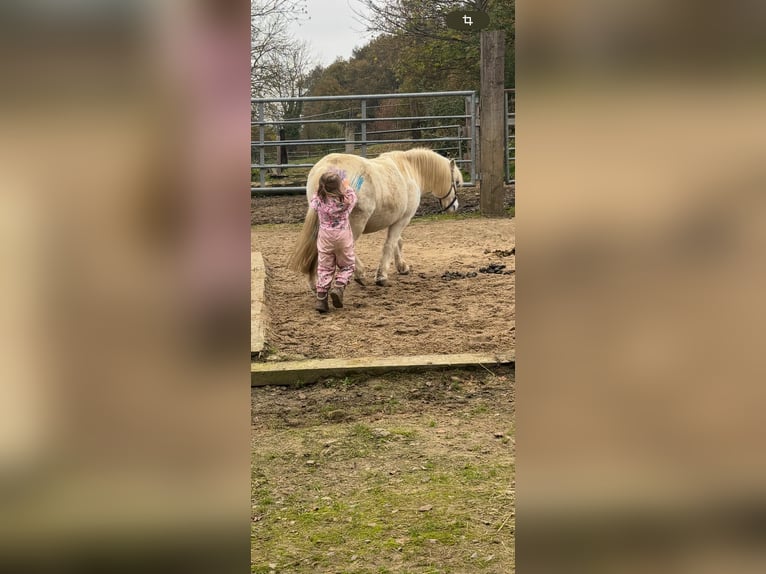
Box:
[382,148,454,196]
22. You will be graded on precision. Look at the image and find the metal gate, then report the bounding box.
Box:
[251,89,513,195]
[505,89,515,184]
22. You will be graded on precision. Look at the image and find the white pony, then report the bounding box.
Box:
[288,147,462,287]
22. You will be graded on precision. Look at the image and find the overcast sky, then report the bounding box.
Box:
[289,0,375,67]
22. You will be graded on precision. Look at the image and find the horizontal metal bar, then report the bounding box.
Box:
[251,163,315,169]
[252,126,466,145]
[252,181,478,196]
[251,186,307,195]
[252,138,345,147]
[250,114,471,126]
[252,136,472,148]
[251,156,473,170]
[364,124,461,136]
[252,90,475,104]
[350,136,471,145]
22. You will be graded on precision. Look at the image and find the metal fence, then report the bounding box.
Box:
[505,89,515,184]
[251,89,514,195]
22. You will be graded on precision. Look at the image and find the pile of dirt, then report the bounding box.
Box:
[479,262,515,275]
[485,248,515,257]
[440,270,478,281]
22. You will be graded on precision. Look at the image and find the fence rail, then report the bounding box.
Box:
[251,89,514,196]
[505,89,515,185]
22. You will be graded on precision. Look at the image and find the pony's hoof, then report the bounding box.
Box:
[375,278,389,287]
[353,276,366,286]
[397,267,410,275]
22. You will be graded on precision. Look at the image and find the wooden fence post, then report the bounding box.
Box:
[345,123,355,153]
[276,127,288,175]
[480,30,506,216]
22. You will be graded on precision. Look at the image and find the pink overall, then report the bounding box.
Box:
[310,188,357,294]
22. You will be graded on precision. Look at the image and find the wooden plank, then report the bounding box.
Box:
[251,251,266,355]
[479,30,506,216]
[251,352,515,387]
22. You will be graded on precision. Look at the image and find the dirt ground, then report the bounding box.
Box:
[252,216,515,361]
[252,366,515,573]
[251,185,515,226]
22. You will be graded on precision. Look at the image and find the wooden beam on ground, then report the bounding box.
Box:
[251,251,266,355]
[479,29,506,216]
[251,352,515,387]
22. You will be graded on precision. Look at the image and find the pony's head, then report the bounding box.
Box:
[397,148,463,212]
[437,158,462,213]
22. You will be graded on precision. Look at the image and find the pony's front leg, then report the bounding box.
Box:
[353,255,366,285]
[394,237,410,275]
[376,222,408,286]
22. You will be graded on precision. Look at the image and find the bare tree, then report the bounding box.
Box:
[264,39,314,100]
[263,40,315,139]
[251,0,307,97]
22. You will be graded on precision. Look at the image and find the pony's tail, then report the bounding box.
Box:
[287,208,319,276]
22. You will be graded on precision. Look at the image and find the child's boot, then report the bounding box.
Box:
[329,284,345,308]
[315,292,329,313]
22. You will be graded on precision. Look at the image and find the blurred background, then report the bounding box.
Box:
[0,1,250,572]
[517,0,766,572]
[3,0,766,572]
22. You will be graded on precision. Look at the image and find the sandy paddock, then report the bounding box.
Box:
[252,216,515,360]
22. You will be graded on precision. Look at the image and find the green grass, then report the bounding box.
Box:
[323,375,362,389]
[252,368,515,572]
[469,403,490,416]
[251,467,493,568]
[252,434,514,572]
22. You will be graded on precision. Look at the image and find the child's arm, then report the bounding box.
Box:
[344,188,357,210]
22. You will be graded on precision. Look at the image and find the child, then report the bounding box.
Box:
[310,169,357,313]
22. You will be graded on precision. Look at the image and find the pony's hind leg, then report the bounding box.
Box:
[376,219,411,286]
[308,268,318,293]
[394,237,410,275]
[350,215,368,285]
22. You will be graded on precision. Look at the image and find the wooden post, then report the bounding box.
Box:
[276,127,288,175]
[345,123,355,153]
[480,30,506,216]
